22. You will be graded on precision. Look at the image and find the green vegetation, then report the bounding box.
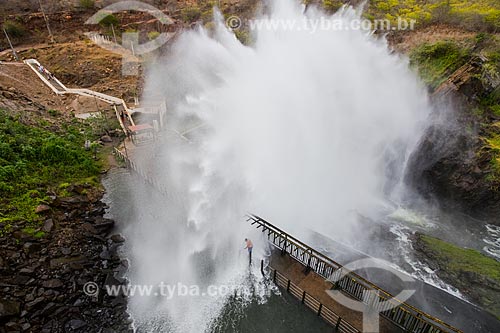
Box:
[99,14,119,27]
[2,20,26,39]
[419,234,500,284]
[366,0,500,30]
[323,0,343,12]
[486,131,500,178]
[79,0,95,10]
[491,105,500,117]
[47,109,59,117]
[418,233,500,318]
[474,35,500,180]
[181,5,202,22]
[147,31,160,41]
[0,111,101,232]
[235,30,251,45]
[409,40,471,89]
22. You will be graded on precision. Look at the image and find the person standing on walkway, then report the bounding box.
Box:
[244,238,253,263]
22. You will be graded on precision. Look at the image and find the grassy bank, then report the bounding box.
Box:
[0,110,106,235]
[409,39,472,89]
[419,234,500,283]
[415,233,500,318]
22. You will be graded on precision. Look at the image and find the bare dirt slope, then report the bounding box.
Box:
[0,62,114,119]
[0,63,68,118]
[0,41,141,102]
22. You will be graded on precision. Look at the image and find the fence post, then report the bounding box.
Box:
[273,269,277,283]
[301,290,306,304]
[317,303,322,316]
[335,317,342,330]
[281,234,287,256]
[286,279,291,292]
[304,249,312,275]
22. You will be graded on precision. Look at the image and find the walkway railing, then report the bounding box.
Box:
[24,58,135,133]
[267,262,360,333]
[113,147,168,195]
[248,214,462,333]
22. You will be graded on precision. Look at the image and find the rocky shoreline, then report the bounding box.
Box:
[0,184,132,332]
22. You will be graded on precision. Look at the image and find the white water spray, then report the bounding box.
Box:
[125,1,431,331]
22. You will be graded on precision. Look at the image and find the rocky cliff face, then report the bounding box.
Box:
[406,55,500,224]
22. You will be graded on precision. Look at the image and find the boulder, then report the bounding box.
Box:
[0,299,20,318]
[101,135,113,143]
[42,279,63,289]
[82,223,97,235]
[35,205,50,214]
[67,319,87,330]
[23,242,42,254]
[110,234,125,243]
[25,296,45,311]
[61,247,72,255]
[42,219,54,232]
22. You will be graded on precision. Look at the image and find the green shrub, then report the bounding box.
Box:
[491,105,500,117]
[2,20,25,39]
[235,30,250,45]
[0,110,100,225]
[99,14,119,27]
[79,0,95,10]
[181,6,202,22]
[410,41,471,89]
[323,0,343,12]
[147,31,160,40]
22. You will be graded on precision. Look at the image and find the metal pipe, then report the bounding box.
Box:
[38,0,55,43]
[2,28,19,61]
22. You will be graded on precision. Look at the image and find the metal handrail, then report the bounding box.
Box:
[113,147,168,195]
[247,214,462,333]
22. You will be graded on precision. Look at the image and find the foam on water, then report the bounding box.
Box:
[483,224,500,261]
[389,224,465,299]
[387,207,436,228]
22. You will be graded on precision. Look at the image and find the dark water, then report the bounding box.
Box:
[211,293,331,332]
